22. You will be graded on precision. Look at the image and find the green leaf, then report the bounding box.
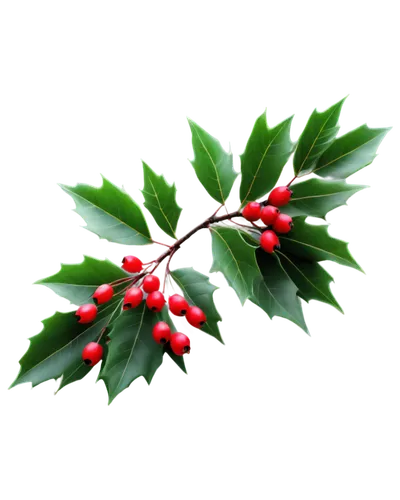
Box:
[293,98,346,176]
[282,178,365,219]
[11,299,122,389]
[280,217,362,272]
[170,267,223,343]
[277,251,343,313]
[35,256,128,305]
[210,227,260,304]
[141,162,182,238]
[164,342,188,375]
[314,125,391,179]
[188,119,237,204]
[157,307,187,374]
[210,226,309,334]
[240,112,294,205]
[100,302,164,403]
[60,176,151,245]
[57,298,123,393]
[58,341,110,392]
[252,250,308,333]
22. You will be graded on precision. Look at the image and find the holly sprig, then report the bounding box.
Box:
[11,98,390,403]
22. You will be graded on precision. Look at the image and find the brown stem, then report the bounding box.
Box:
[108,276,134,286]
[162,248,176,293]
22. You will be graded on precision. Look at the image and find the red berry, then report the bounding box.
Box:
[142,275,160,293]
[122,256,143,273]
[268,186,293,207]
[170,333,191,356]
[260,205,280,225]
[152,321,171,345]
[273,213,293,234]
[146,291,166,312]
[186,306,207,328]
[260,230,280,253]
[168,294,189,316]
[123,287,143,310]
[82,342,103,366]
[93,284,114,305]
[242,202,261,221]
[76,304,97,324]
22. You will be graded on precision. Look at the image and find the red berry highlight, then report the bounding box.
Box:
[76,304,97,324]
[152,321,171,345]
[168,294,189,316]
[170,333,191,356]
[260,230,280,253]
[93,284,114,305]
[268,186,293,207]
[242,202,261,221]
[260,205,280,225]
[146,291,166,312]
[186,306,207,328]
[82,342,103,366]
[273,213,293,234]
[122,256,143,273]
[142,275,160,293]
[123,287,143,310]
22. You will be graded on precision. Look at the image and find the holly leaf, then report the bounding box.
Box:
[278,251,343,313]
[170,267,223,343]
[282,178,365,219]
[280,217,362,272]
[188,119,237,204]
[240,112,294,205]
[163,343,187,374]
[210,227,260,304]
[157,307,187,374]
[141,162,182,239]
[60,176,151,245]
[58,341,110,392]
[35,256,128,305]
[57,298,123,394]
[100,302,164,403]
[10,298,122,389]
[252,250,308,333]
[314,125,391,179]
[293,97,346,176]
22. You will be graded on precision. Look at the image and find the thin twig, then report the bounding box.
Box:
[162,249,176,293]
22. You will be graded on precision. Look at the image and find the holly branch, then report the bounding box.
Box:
[11,98,390,403]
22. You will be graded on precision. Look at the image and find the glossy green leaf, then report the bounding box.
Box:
[60,176,151,245]
[210,227,260,304]
[11,299,122,389]
[240,112,294,205]
[252,250,308,333]
[293,98,346,176]
[314,125,391,179]
[142,162,182,238]
[157,307,187,374]
[100,302,164,403]
[282,178,365,219]
[171,267,223,343]
[164,342,188,375]
[57,298,123,393]
[278,251,342,312]
[35,256,128,305]
[280,217,362,271]
[188,119,237,204]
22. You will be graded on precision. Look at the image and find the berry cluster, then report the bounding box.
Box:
[242,186,293,253]
[76,257,207,366]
